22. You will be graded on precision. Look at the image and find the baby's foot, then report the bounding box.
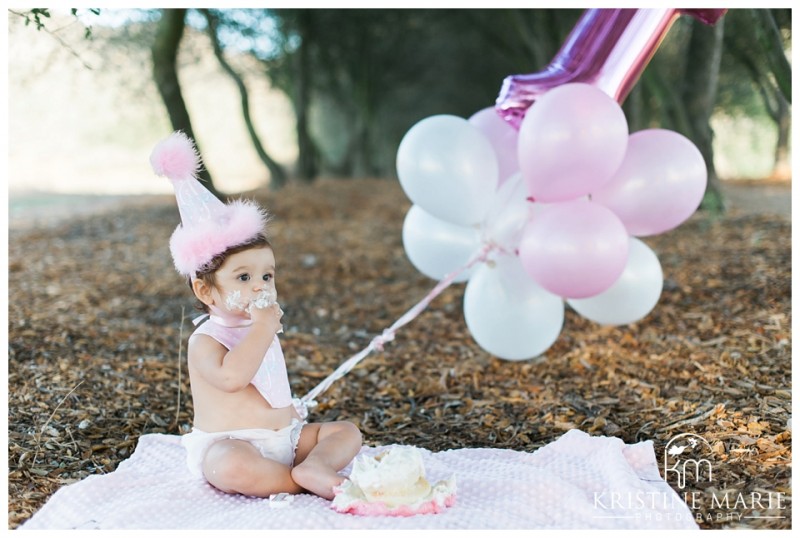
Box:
[291,458,345,500]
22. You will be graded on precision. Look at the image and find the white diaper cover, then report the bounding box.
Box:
[182,419,306,479]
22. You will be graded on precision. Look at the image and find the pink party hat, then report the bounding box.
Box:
[150,131,268,277]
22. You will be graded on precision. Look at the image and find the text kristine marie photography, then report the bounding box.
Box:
[593,432,789,524]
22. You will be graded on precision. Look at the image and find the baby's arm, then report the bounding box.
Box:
[190,303,283,392]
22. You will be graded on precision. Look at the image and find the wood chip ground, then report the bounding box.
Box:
[7,179,791,529]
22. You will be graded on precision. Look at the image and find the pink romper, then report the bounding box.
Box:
[181,315,304,478]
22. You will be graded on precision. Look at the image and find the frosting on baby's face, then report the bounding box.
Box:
[209,246,278,317]
[249,287,278,310]
[225,288,277,314]
[225,290,247,311]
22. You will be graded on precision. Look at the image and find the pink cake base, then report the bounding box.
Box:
[332,493,456,517]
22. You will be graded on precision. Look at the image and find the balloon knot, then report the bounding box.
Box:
[293,397,312,420]
[372,329,396,352]
[480,241,511,259]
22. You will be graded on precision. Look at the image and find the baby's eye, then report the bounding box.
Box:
[262,273,273,282]
[237,273,251,282]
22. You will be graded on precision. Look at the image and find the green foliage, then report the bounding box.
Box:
[750,8,791,103]
[255,9,589,177]
[23,8,50,30]
[10,8,101,39]
[24,8,783,181]
[718,9,791,117]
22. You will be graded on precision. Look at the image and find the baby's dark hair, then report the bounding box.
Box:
[189,233,272,313]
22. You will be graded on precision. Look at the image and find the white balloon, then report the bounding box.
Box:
[480,172,549,254]
[567,237,663,325]
[464,255,564,360]
[397,115,498,227]
[402,205,481,283]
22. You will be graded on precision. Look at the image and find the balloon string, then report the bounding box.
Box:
[299,242,497,409]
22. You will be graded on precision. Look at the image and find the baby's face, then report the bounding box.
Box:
[211,246,277,316]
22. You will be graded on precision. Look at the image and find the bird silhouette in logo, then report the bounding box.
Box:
[668,444,688,455]
[667,437,700,456]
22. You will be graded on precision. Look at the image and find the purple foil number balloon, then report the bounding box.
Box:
[496,8,727,129]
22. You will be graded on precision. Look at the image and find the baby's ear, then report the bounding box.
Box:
[192,279,214,306]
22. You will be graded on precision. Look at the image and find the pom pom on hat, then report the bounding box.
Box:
[150,131,202,181]
[151,131,270,277]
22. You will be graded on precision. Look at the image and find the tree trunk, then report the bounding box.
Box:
[642,68,692,134]
[772,92,791,180]
[680,17,725,213]
[623,82,644,132]
[151,9,221,198]
[201,9,287,190]
[350,117,371,178]
[752,9,791,104]
[344,25,374,179]
[722,21,791,182]
[293,11,318,182]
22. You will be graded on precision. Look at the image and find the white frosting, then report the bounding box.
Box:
[332,446,456,511]
[225,289,278,314]
[225,290,247,311]
[249,288,277,311]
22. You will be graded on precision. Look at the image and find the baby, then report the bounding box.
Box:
[151,132,362,500]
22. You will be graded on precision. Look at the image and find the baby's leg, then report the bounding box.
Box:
[202,439,303,497]
[291,421,362,500]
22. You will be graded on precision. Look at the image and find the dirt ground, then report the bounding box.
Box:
[7,178,791,529]
[719,180,791,220]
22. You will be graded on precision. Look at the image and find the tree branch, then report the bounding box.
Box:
[200,8,287,188]
[9,8,94,70]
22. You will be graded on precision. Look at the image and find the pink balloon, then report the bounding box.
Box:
[591,129,707,236]
[468,107,519,186]
[517,83,628,203]
[519,199,629,299]
[495,8,727,129]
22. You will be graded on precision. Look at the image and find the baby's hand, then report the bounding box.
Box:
[250,301,283,336]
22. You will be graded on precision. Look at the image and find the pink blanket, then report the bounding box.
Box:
[21,429,697,529]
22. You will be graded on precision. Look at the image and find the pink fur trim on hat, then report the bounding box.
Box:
[169,199,268,276]
[150,131,202,181]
